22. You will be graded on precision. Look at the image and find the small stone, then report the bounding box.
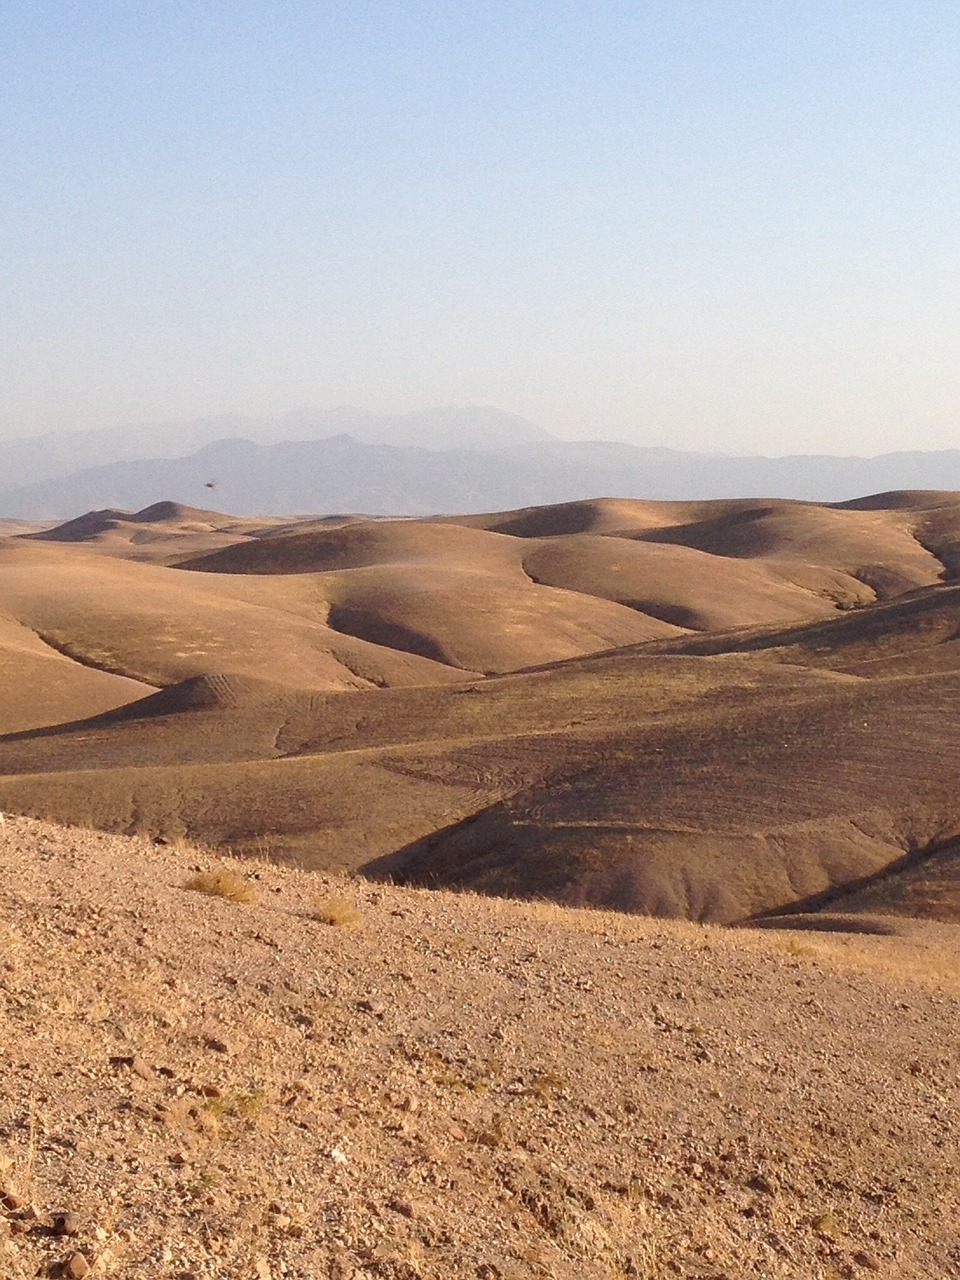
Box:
[53,1212,82,1237]
[852,1252,881,1272]
[63,1252,90,1279]
[388,1199,419,1219]
[204,1037,230,1054]
[0,1190,27,1211]
[813,1212,839,1239]
[131,1056,156,1082]
[748,1173,776,1195]
[357,999,386,1017]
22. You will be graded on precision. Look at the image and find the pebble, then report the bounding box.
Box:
[748,1173,777,1196]
[388,1198,420,1219]
[62,1252,90,1279]
[852,1251,882,1271]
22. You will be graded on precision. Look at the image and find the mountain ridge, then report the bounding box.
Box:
[5,428,960,519]
[0,405,551,495]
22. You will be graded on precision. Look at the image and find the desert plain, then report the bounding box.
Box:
[2,489,960,1278]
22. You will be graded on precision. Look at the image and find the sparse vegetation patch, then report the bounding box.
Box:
[182,867,256,904]
[310,894,363,927]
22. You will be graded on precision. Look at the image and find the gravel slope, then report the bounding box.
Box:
[2,815,959,1279]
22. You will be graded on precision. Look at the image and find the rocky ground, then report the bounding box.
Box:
[2,813,959,1279]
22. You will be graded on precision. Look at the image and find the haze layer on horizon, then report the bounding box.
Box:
[3,2,959,455]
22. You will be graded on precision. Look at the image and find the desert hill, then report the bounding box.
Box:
[2,490,960,926]
[4,814,959,1278]
[23,501,291,564]
[642,580,960,677]
[367,659,960,922]
[0,652,855,881]
[0,537,471,736]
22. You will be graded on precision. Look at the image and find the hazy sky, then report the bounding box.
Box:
[2,2,959,453]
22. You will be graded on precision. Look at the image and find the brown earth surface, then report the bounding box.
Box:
[3,814,960,1280]
[2,492,960,926]
[5,493,960,1278]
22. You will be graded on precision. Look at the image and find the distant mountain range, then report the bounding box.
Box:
[1,406,959,518]
[0,406,551,493]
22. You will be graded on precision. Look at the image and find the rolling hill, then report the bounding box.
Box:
[2,489,960,928]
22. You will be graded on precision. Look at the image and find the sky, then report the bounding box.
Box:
[2,1,959,455]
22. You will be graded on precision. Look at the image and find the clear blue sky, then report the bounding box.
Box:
[2,1,959,453]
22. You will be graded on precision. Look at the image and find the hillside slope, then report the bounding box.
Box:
[2,492,960,923]
[2,815,959,1280]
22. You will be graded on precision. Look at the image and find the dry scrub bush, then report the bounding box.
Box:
[311,895,362,928]
[183,868,256,905]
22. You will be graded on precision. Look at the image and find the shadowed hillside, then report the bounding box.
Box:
[365,661,960,921]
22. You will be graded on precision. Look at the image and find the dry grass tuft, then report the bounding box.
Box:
[310,895,362,928]
[183,867,256,905]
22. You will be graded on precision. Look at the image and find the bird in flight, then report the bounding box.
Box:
[205,480,217,490]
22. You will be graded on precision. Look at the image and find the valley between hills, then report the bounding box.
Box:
[3,490,960,1279]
